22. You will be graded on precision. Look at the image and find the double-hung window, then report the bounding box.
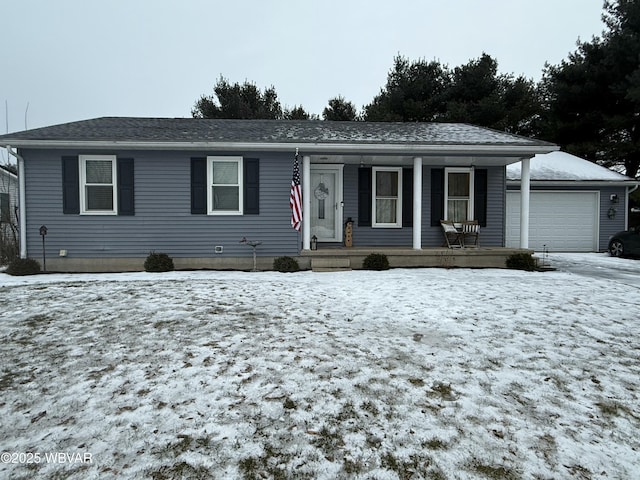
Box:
[208,156,243,215]
[444,167,474,222]
[79,155,117,214]
[372,167,402,227]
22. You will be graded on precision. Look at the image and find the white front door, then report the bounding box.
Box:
[310,165,343,242]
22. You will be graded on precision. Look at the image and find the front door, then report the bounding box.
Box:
[310,165,343,242]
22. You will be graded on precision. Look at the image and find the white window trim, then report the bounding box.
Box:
[79,155,117,215]
[207,156,243,215]
[372,166,402,228]
[444,167,474,222]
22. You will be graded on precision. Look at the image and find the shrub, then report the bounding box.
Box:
[506,253,536,272]
[273,256,299,272]
[6,257,41,276]
[363,253,390,271]
[144,252,174,272]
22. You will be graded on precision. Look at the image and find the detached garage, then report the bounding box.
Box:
[506,152,638,252]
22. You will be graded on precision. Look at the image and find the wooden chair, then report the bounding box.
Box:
[440,220,463,248]
[461,220,480,247]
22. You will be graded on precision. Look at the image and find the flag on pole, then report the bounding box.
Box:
[290,151,302,231]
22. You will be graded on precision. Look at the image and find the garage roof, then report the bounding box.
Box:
[507,151,635,182]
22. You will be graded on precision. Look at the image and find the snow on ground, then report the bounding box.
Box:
[1,255,639,479]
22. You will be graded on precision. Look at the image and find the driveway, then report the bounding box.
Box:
[547,252,640,289]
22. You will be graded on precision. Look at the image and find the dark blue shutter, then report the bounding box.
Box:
[430,168,444,226]
[474,169,488,227]
[62,156,80,214]
[358,168,372,226]
[244,158,259,215]
[117,158,135,215]
[191,157,207,214]
[402,168,413,227]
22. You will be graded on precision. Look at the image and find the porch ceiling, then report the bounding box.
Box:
[310,154,528,167]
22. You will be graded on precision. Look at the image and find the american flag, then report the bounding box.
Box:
[290,153,302,231]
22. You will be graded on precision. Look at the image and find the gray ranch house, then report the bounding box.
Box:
[1,117,558,272]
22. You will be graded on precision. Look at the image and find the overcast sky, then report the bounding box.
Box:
[2,0,606,133]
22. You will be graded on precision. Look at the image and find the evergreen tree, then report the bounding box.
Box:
[322,96,359,121]
[539,0,640,178]
[192,77,283,119]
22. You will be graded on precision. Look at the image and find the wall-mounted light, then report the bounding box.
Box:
[610,194,619,204]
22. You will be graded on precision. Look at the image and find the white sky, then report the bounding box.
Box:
[2,0,606,133]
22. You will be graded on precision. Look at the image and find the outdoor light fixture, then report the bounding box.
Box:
[610,194,619,204]
[39,225,48,272]
[311,235,318,250]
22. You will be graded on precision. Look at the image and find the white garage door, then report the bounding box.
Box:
[506,191,599,252]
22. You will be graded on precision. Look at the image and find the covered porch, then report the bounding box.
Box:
[301,246,534,271]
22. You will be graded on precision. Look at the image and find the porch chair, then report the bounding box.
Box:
[440,220,463,248]
[461,220,480,247]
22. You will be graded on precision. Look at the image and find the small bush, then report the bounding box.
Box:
[363,253,389,271]
[6,257,41,276]
[144,252,174,272]
[273,256,299,272]
[506,253,536,271]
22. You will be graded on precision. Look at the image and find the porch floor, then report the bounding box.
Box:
[301,246,533,271]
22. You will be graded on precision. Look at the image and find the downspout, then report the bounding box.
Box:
[5,146,27,259]
[628,184,639,229]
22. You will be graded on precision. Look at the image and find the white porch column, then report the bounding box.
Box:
[302,155,311,250]
[520,157,531,249]
[412,157,423,250]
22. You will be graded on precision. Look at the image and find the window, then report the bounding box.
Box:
[80,155,117,214]
[0,192,9,223]
[444,168,474,222]
[372,167,402,227]
[208,156,243,215]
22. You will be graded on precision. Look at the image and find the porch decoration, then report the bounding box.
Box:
[344,217,354,247]
[240,237,262,271]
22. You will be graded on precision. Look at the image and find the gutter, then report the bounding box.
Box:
[4,146,27,259]
[0,139,559,157]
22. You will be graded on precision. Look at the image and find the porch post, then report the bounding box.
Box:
[520,156,531,249]
[302,155,311,250]
[412,157,423,249]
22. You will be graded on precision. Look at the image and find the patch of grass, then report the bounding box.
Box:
[467,457,520,480]
[360,400,379,417]
[428,382,456,401]
[0,369,15,391]
[311,426,345,461]
[147,461,211,480]
[283,396,296,410]
[408,377,425,387]
[381,451,437,479]
[24,314,54,329]
[423,437,448,450]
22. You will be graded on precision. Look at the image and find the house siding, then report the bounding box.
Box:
[23,149,300,260]
[344,164,505,248]
[23,149,511,262]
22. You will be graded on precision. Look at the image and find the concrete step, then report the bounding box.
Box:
[311,257,352,272]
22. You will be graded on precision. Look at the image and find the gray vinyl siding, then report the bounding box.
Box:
[23,149,512,258]
[23,149,300,259]
[597,186,627,251]
[344,165,505,248]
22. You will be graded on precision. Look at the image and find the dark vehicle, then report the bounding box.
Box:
[608,226,640,257]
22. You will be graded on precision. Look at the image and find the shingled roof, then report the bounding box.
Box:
[0,117,557,155]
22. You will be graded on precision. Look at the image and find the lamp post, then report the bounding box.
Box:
[39,225,48,272]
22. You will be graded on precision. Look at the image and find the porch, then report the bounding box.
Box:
[301,246,533,271]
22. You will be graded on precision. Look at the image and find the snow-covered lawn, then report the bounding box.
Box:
[1,256,639,479]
